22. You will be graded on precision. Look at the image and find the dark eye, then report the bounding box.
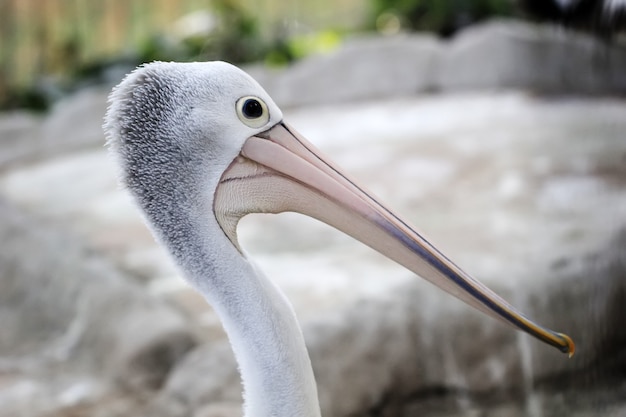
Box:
[242,99,263,119]
[236,96,270,128]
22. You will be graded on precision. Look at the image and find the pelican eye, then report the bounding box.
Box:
[236,96,269,128]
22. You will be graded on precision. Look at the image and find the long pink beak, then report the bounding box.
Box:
[214,122,575,356]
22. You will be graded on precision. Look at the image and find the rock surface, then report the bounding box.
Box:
[248,19,626,108]
[249,34,442,107]
[436,20,626,94]
[0,197,196,416]
[1,20,625,417]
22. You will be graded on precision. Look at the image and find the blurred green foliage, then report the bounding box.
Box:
[369,0,515,36]
[265,30,342,66]
[0,0,345,112]
[138,1,264,64]
[2,0,520,111]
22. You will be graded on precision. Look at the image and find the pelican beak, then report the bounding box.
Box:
[215,122,575,356]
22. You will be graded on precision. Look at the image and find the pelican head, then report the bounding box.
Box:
[105,61,573,417]
[105,62,282,253]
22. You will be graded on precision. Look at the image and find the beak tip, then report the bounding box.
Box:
[558,332,575,358]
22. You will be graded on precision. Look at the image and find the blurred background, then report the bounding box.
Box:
[3,0,623,111]
[1,1,626,417]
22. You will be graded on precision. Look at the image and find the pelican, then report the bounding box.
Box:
[104,61,574,417]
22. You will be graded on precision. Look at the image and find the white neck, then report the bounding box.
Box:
[160,215,321,417]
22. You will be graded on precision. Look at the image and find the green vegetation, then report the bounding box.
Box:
[1,0,521,112]
[0,0,353,111]
[368,0,515,36]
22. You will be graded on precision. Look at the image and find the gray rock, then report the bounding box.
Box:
[0,111,42,169]
[607,43,626,92]
[0,88,110,171]
[145,341,241,417]
[0,198,196,392]
[317,230,626,416]
[193,403,242,417]
[436,20,626,94]
[247,20,626,104]
[40,87,110,153]
[265,34,442,108]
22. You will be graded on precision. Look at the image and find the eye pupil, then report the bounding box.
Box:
[242,99,263,119]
